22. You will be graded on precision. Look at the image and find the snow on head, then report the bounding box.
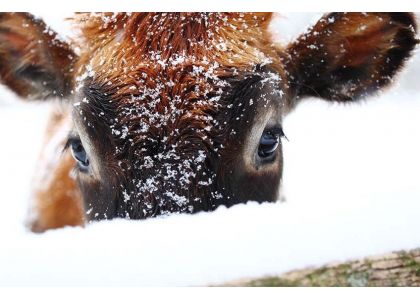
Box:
[70,13,287,221]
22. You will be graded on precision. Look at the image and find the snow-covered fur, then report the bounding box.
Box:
[0,12,417,232]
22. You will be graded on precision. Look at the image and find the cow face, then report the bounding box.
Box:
[0,13,417,222]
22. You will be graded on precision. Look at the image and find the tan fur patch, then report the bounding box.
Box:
[27,107,84,233]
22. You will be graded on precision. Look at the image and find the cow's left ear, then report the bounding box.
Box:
[283,13,418,102]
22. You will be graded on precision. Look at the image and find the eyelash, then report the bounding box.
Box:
[63,136,79,152]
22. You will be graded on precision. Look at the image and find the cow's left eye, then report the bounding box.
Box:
[70,138,89,171]
[258,128,284,161]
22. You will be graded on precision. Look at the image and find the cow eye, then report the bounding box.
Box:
[70,138,89,171]
[257,128,284,161]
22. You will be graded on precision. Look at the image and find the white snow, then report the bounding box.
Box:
[0,13,419,286]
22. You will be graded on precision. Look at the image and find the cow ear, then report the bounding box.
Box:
[283,13,418,102]
[0,13,76,99]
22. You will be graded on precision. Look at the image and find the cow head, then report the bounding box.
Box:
[0,13,417,221]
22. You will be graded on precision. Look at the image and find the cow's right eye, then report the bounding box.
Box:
[69,138,89,172]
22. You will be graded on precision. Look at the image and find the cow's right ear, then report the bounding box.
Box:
[0,13,76,100]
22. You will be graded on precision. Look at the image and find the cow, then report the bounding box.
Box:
[0,12,417,232]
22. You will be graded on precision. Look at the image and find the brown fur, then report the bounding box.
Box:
[28,109,84,232]
[0,12,417,232]
[282,13,418,101]
[0,13,75,99]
